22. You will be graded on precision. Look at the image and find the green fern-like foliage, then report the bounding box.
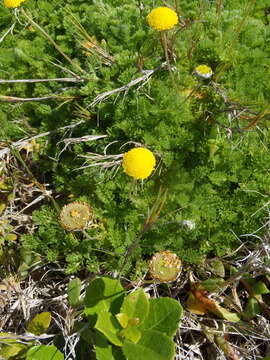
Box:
[1,0,269,274]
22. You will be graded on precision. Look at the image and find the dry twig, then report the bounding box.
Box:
[89,62,168,107]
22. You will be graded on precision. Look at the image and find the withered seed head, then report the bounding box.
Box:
[59,201,93,231]
[148,250,182,282]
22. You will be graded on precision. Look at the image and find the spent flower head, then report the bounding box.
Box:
[122,147,156,180]
[194,65,213,79]
[149,250,182,282]
[147,7,178,31]
[59,201,93,231]
[4,0,25,8]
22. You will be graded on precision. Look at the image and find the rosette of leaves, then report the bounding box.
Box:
[148,251,182,282]
[59,202,93,231]
[83,277,183,360]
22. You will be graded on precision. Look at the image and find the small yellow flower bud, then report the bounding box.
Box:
[194,65,213,79]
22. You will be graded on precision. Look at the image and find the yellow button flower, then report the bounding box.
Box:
[147,7,178,31]
[4,0,25,8]
[194,65,213,79]
[122,147,156,180]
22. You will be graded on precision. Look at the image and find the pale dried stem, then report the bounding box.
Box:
[0,94,77,103]
[0,78,84,84]
[56,134,107,158]
[0,22,16,44]
[89,62,168,107]
[77,153,123,170]
[0,121,85,159]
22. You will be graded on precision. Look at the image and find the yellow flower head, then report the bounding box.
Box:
[4,0,25,8]
[122,147,156,180]
[194,65,213,79]
[147,7,178,31]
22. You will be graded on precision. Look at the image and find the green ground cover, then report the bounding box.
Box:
[0,0,270,275]
[1,1,270,359]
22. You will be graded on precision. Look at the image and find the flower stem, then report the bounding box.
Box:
[160,31,178,91]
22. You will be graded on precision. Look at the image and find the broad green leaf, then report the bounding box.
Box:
[95,311,123,346]
[5,234,17,242]
[245,297,261,319]
[141,298,183,336]
[68,277,81,307]
[122,330,175,360]
[210,260,225,278]
[243,278,269,295]
[18,249,41,279]
[252,281,269,295]
[209,260,225,278]
[0,333,28,359]
[0,343,27,359]
[0,332,16,342]
[0,202,6,215]
[84,277,124,318]
[120,289,149,325]
[228,265,238,276]
[26,345,64,360]
[213,304,241,322]
[116,313,129,328]
[27,312,51,335]
[120,326,141,343]
[95,331,125,360]
[201,278,225,293]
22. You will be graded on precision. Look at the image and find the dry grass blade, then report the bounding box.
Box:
[67,11,114,66]
[20,8,85,75]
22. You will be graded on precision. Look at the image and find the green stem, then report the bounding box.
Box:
[11,146,34,180]
[118,187,168,278]
[174,0,181,16]
[160,31,178,91]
